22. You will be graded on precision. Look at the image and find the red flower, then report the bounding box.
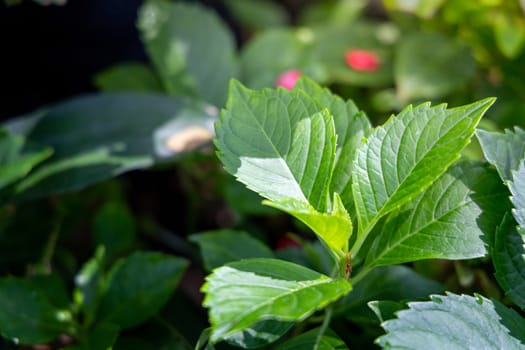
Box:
[275,69,302,90]
[345,49,380,72]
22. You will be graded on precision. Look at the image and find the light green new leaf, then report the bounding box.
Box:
[215,81,336,212]
[138,0,238,106]
[202,258,351,343]
[364,161,508,267]
[189,229,274,271]
[494,214,525,310]
[98,251,187,329]
[265,194,352,257]
[476,127,525,182]
[276,327,348,350]
[352,98,494,250]
[293,78,372,214]
[377,293,525,349]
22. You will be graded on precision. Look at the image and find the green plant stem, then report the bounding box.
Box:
[314,305,333,350]
[350,266,372,286]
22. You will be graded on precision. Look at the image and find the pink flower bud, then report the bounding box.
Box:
[275,69,302,90]
[345,49,380,72]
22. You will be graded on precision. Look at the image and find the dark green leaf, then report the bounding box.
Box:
[7,93,215,200]
[98,251,187,329]
[0,277,73,344]
[93,62,163,93]
[377,293,525,349]
[62,323,119,350]
[395,31,475,100]
[138,0,238,106]
[368,300,405,324]
[340,265,443,324]
[509,160,525,228]
[0,128,52,191]
[364,161,508,267]
[202,258,351,343]
[476,127,525,182]
[352,98,494,252]
[225,320,293,349]
[276,327,348,350]
[494,214,525,310]
[189,229,274,271]
[93,201,136,258]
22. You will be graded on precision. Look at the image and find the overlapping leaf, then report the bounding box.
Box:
[494,214,525,310]
[275,327,348,350]
[351,98,494,251]
[138,0,238,106]
[377,293,525,349]
[364,161,508,267]
[202,258,351,343]
[476,127,525,182]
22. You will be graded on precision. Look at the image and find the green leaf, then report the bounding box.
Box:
[395,32,475,100]
[293,78,372,214]
[494,213,525,310]
[97,251,187,329]
[223,0,288,31]
[0,128,52,191]
[189,229,274,271]
[93,201,136,258]
[509,160,525,228]
[74,246,106,326]
[62,323,120,350]
[202,258,351,343]
[275,327,348,350]
[93,62,163,93]
[6,93,215,200]
[340,265,443,324]
[224,320,293,349]
[0,277,73,344]
[494,14,525,59]
[363,161,508,267]
[368,300,406,324]
[476,127,525,182]
[138,0,238,106]
[383,0,445,18]
[352,98,494,251]
[377,293,525,349]
[265,194,352,257]
[216,81,336,212]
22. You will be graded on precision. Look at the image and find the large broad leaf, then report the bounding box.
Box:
[93,62,163,93]
[189,229,274,271]
[376,293,525,349]
[4,93,215,200]
[476,127,525,182]
[0,277,73,344]
[293,78,371,214]
[202,258,351,343]
[275,327,348,350]
[138,0,238,106]
[395,31,475,101]
[215,81,353,256]
[216,81,334,211]
[97,251,187,329]
[351,98,494,252]
[494,214,525,310]
[363,161,508,267]
[0,128,52,191]
[339,265,443,324]
[224,0,288,31]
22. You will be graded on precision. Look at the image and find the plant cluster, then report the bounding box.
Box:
[0,0,524,349]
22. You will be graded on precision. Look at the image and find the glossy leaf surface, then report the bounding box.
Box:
[352,98,494,245]
[202,258,351,343]
[364,161,508,267]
